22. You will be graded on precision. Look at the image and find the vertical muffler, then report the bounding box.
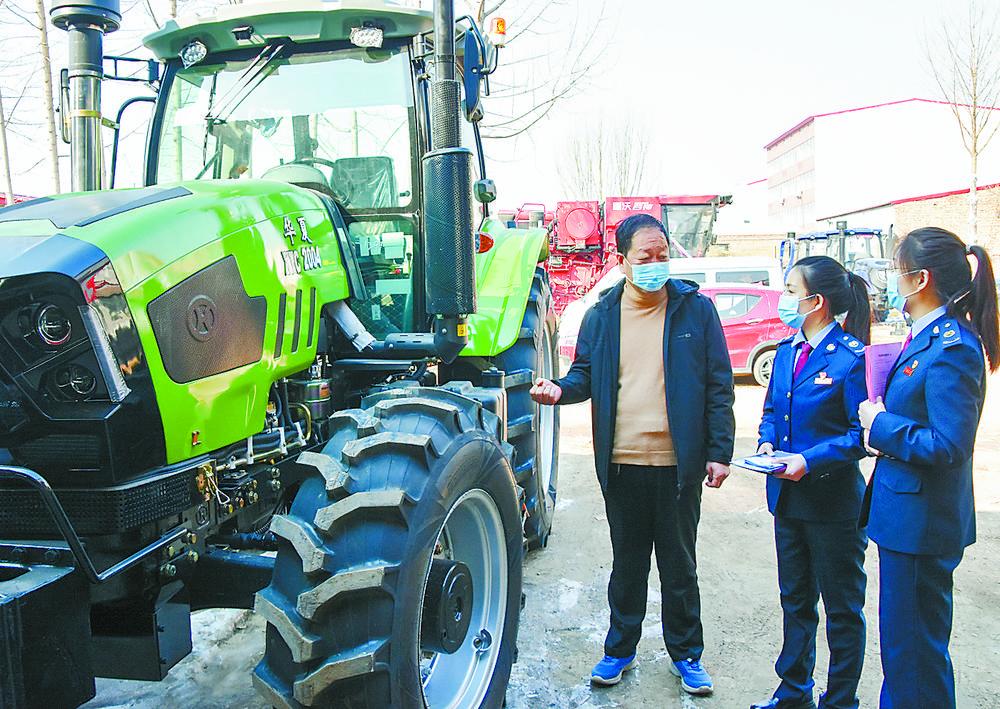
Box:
[50,0,120,192]
[424,0,476,363]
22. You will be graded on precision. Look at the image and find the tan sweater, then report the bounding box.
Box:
[611,282,677,466]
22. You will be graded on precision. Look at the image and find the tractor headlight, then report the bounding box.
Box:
[36,303,73,346]
[52,364,98,399]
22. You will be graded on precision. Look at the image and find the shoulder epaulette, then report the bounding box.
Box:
[839,333,865,356]
[939,321,963,348]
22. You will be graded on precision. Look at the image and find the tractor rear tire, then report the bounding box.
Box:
[253,388,523,708]
[484,268,559,550]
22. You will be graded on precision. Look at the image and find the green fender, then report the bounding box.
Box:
[463,218,549,357]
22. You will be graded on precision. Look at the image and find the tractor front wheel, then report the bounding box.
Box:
[253,388,523,708]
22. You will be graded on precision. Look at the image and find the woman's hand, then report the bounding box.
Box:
[757,442,775,456]
[858,397,886,430]
[863,428,882,458]
[771,453,808,482]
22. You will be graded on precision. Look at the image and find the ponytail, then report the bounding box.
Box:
[967,245,999,371]
[897,228,999,372]
[793,255,872,344]
[844,272,873,345]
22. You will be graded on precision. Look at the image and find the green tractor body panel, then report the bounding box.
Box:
[0,180,349,463]
[463,219,549,357]
[143,0,432,60]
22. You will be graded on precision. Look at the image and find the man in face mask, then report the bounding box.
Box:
[531,214,735,696]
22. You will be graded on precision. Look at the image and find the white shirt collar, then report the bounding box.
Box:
[910,306,948,340]
[792,321,837,350]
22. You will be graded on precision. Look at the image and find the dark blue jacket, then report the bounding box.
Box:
[861,314,985,556]
[555,279,735,490]
[758,323,868,522]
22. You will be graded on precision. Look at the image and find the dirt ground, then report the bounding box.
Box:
[86,377,1000,709]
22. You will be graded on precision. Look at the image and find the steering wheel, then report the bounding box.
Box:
[288,156,354,205]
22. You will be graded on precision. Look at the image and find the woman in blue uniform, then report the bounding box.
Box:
[858,227,998,708]
[753,255,872,709]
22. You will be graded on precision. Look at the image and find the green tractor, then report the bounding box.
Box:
[0,1,559,707]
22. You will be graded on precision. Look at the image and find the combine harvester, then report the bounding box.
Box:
[505,194,731,315]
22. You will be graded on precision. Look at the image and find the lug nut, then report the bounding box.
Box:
[186,532,198,544]
[269,479,282,492]
[166,545,176,557]
[187,550,199,564]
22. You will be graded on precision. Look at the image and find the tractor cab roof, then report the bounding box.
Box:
[795,228,883,240]
[143,0,432,61]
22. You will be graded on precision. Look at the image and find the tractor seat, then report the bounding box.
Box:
[260,163,335,198]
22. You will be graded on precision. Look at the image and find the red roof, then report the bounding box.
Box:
[764,98,1000,151]
[818,181,1000,220]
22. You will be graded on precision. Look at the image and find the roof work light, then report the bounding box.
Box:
[179,39,208,68]
[350,22,384,48]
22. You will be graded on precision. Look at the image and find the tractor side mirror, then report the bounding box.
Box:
[474,178,496,204]
[58,68,70,144]
[463,30,484,123]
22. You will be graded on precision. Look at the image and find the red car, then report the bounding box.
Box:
[701,285,793,386]
[558,284,792,386]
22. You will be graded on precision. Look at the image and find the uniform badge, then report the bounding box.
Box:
[903,359,918,376]
[849,340,859,348]
[826,343,836,352]
[944,330,955,337]
[814,372,833,385]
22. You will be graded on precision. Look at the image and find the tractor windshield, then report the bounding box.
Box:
[661,204,716,258]
[154,45,415,210]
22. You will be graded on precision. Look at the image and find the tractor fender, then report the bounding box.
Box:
[462,219,550,357]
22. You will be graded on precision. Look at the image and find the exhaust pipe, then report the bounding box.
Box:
[50,0,121,192]
[424,0,476,363]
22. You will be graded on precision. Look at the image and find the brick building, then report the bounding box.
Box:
[819,183,1000,259]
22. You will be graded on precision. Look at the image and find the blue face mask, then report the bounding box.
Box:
[886,269,923,312]
[777,293,819,329]
[627,260,671,292]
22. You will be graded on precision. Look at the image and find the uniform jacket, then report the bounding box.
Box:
[758,323,868,522]
[554,278,735,491]
[861,314,985,556]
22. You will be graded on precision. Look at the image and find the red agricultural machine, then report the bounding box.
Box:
[504,194,731,315]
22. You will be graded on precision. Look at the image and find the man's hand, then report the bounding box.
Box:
[858,397,885,431]
[705,461,730,488]
[772,453,808,482]
[757,442,775,456]
[530,378,562,406]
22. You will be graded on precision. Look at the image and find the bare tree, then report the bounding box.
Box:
[927,0,1000,244]
[464,0,610,141]
[0,88,15,204]
[35,0,61,192]
[557,118,652,200]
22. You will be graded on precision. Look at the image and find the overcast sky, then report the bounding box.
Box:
[5,0,962,205]
[487,0,958,207]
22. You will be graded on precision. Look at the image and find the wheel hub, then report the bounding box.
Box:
[421,558,474,655]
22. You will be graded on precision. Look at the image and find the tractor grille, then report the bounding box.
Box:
[12,434,105,471]
[0,468,195,537]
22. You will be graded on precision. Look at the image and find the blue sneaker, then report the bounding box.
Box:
[669,658,713,695]
[590,654,637,686]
